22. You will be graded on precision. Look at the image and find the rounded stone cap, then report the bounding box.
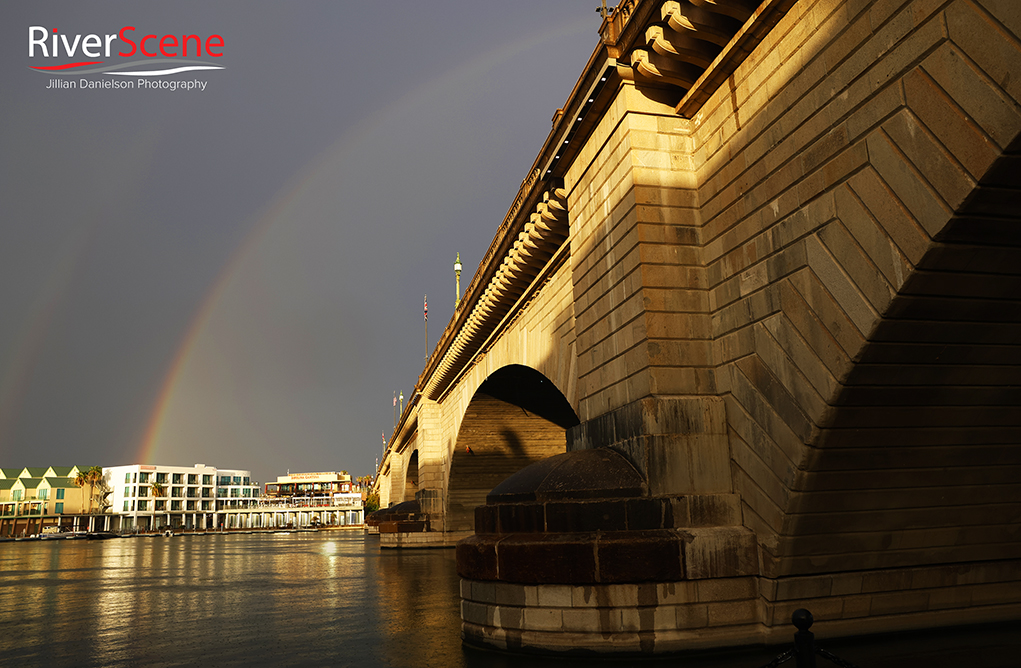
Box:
[487,447,645,503]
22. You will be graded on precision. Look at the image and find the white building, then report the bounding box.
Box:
[217,471,364,530]
[104,463,259,531]
[215,468,262,510]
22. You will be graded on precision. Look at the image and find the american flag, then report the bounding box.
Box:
[424,295,428,321]
[393,392,396,407]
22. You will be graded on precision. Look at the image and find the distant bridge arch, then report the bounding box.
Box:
[403,450,419,504]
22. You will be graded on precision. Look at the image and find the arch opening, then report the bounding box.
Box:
[404,450,419,503]
[447,364,579,532]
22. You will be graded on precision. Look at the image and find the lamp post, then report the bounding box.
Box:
[454,252,462,307]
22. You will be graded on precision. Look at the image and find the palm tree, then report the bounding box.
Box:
[149,481,168,530]
[86,466,104,513]
[69,467,104,532]
[71,469,89,529]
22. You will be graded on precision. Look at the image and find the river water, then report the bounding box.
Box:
[0,532,1013,667]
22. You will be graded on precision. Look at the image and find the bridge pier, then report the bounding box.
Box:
[458,434,1021,654]
[457,424,762,653]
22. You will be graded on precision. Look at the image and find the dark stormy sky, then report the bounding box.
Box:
[0,2,601,485]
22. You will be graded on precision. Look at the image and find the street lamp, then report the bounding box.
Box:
[454,252,462,307]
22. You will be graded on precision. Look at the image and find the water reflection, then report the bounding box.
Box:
[0,533,428,667]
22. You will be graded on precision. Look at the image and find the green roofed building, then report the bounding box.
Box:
[0,466,102,536]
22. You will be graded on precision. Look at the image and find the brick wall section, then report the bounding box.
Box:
[687,0,1021,577]
[564,86,709,424]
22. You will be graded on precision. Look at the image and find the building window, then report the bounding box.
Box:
[171,501,181,511]
[217,488,228,497]
[56,488,64,500]
[186,501,196,511]
[155,500,165,511]
[123,500,129,511]
[12,490,22,501]
[172,487,183,497]
[137,500,148,511]
[201,501,211,511]
[124,487,131,497]
[156,473,167,484]
[173,473,182,484]
[139,472,149,484]
[187,474,197,484]
[202,475,212,485]
[55,502,64,514]
[38,489,48,500]
[233,476,241,485]
[138,487,148,498]
[125,473,132,483]
[202,488,212,498]
[219,476,231,485]
[243,477,251,485]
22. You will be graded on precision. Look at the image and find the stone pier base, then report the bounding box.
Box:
[461,558,1021,655]
[380,530,472,548]
[460,578,761,654]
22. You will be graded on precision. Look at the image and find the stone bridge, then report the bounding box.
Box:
[372,0,1021,654]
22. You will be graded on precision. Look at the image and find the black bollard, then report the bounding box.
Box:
[792,608,817,668]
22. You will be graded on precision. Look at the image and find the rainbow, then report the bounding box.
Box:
[135,16,591,466]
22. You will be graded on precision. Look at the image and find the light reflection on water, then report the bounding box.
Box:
[0,533,462,667]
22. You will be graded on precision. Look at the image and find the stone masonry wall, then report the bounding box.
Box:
[565,86,711,424]
[688,0,1021,578]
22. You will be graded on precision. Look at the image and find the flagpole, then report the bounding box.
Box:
[424,294,428,362]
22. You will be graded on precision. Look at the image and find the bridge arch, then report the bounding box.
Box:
[446,364,580,532]
[403,450,419,503]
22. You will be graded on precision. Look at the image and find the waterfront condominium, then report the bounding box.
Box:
[0,466,92,536]
[215,468,261,511]
[105,463,261,532]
